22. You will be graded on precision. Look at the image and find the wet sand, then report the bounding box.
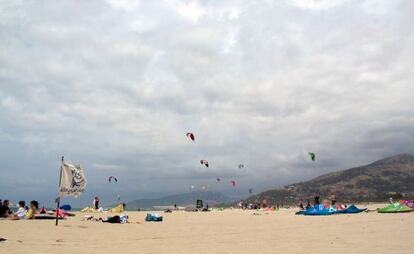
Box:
[0,204,413,254]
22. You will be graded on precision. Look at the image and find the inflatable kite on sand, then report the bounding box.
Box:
[300,204,366,216]
[109,204,125,213]
[378,202,412,213]
[80,207,102,213]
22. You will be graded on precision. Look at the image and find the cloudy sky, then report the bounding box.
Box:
[1,0,413,207]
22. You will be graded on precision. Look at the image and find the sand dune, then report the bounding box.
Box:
[0,204,413,254]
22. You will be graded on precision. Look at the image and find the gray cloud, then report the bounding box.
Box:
[1,0,413,207]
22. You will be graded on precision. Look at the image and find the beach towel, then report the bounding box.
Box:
[34,214,64,220]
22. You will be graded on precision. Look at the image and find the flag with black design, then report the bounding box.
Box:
[58,161,87,198]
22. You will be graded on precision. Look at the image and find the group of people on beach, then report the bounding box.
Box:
[0,199,40,220]
[298,192,337,210]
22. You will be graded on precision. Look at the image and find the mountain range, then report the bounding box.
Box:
[244,154,414,205]
[125,191,233,209]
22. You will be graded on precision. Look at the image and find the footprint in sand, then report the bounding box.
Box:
[63,225,72,228]
[78,225,88,229]
[56,239,64,243]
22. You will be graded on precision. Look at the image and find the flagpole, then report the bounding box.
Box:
[55,156,64,226]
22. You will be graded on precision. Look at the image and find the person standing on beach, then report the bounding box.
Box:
[93,196,100,210]
[330,192,336,206]
[314,192,320,206]
[299,200,304,210]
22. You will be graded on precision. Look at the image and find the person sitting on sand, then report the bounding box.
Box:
[25,200,39,220]
[40,206,47,214]
[299,200,304,210]
[11,201,27,220]
[306,200,311,209]
[0,200,11,218]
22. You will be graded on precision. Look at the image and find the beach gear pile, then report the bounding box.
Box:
[145,213,163,222]
[400,200,414,209]
[298,204,367,216]
[60,204,72,211]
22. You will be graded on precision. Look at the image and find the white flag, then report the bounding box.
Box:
[58,162,87,198]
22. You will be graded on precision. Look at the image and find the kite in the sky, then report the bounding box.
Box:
[200,160,209,168]
[189,185,195,190]
[230,180,236,188]
[186,132,195,141]
[238,164,244,169]
[108,176,118,183]
[308,152,316,162]
[216,177,221,182]
[249,188,253,194]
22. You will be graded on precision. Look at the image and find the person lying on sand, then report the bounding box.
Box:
[103,213,129,224]
[83,214,142,224]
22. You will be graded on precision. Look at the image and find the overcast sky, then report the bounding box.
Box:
[1,0,414,207]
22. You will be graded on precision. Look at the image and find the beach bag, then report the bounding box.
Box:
[145,213,163,222]
[60,204,72,211]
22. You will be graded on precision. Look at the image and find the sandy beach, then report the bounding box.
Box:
[1,204,413,254]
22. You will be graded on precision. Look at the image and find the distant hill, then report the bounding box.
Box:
[244,154,414,205]
[126,191,233,209]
